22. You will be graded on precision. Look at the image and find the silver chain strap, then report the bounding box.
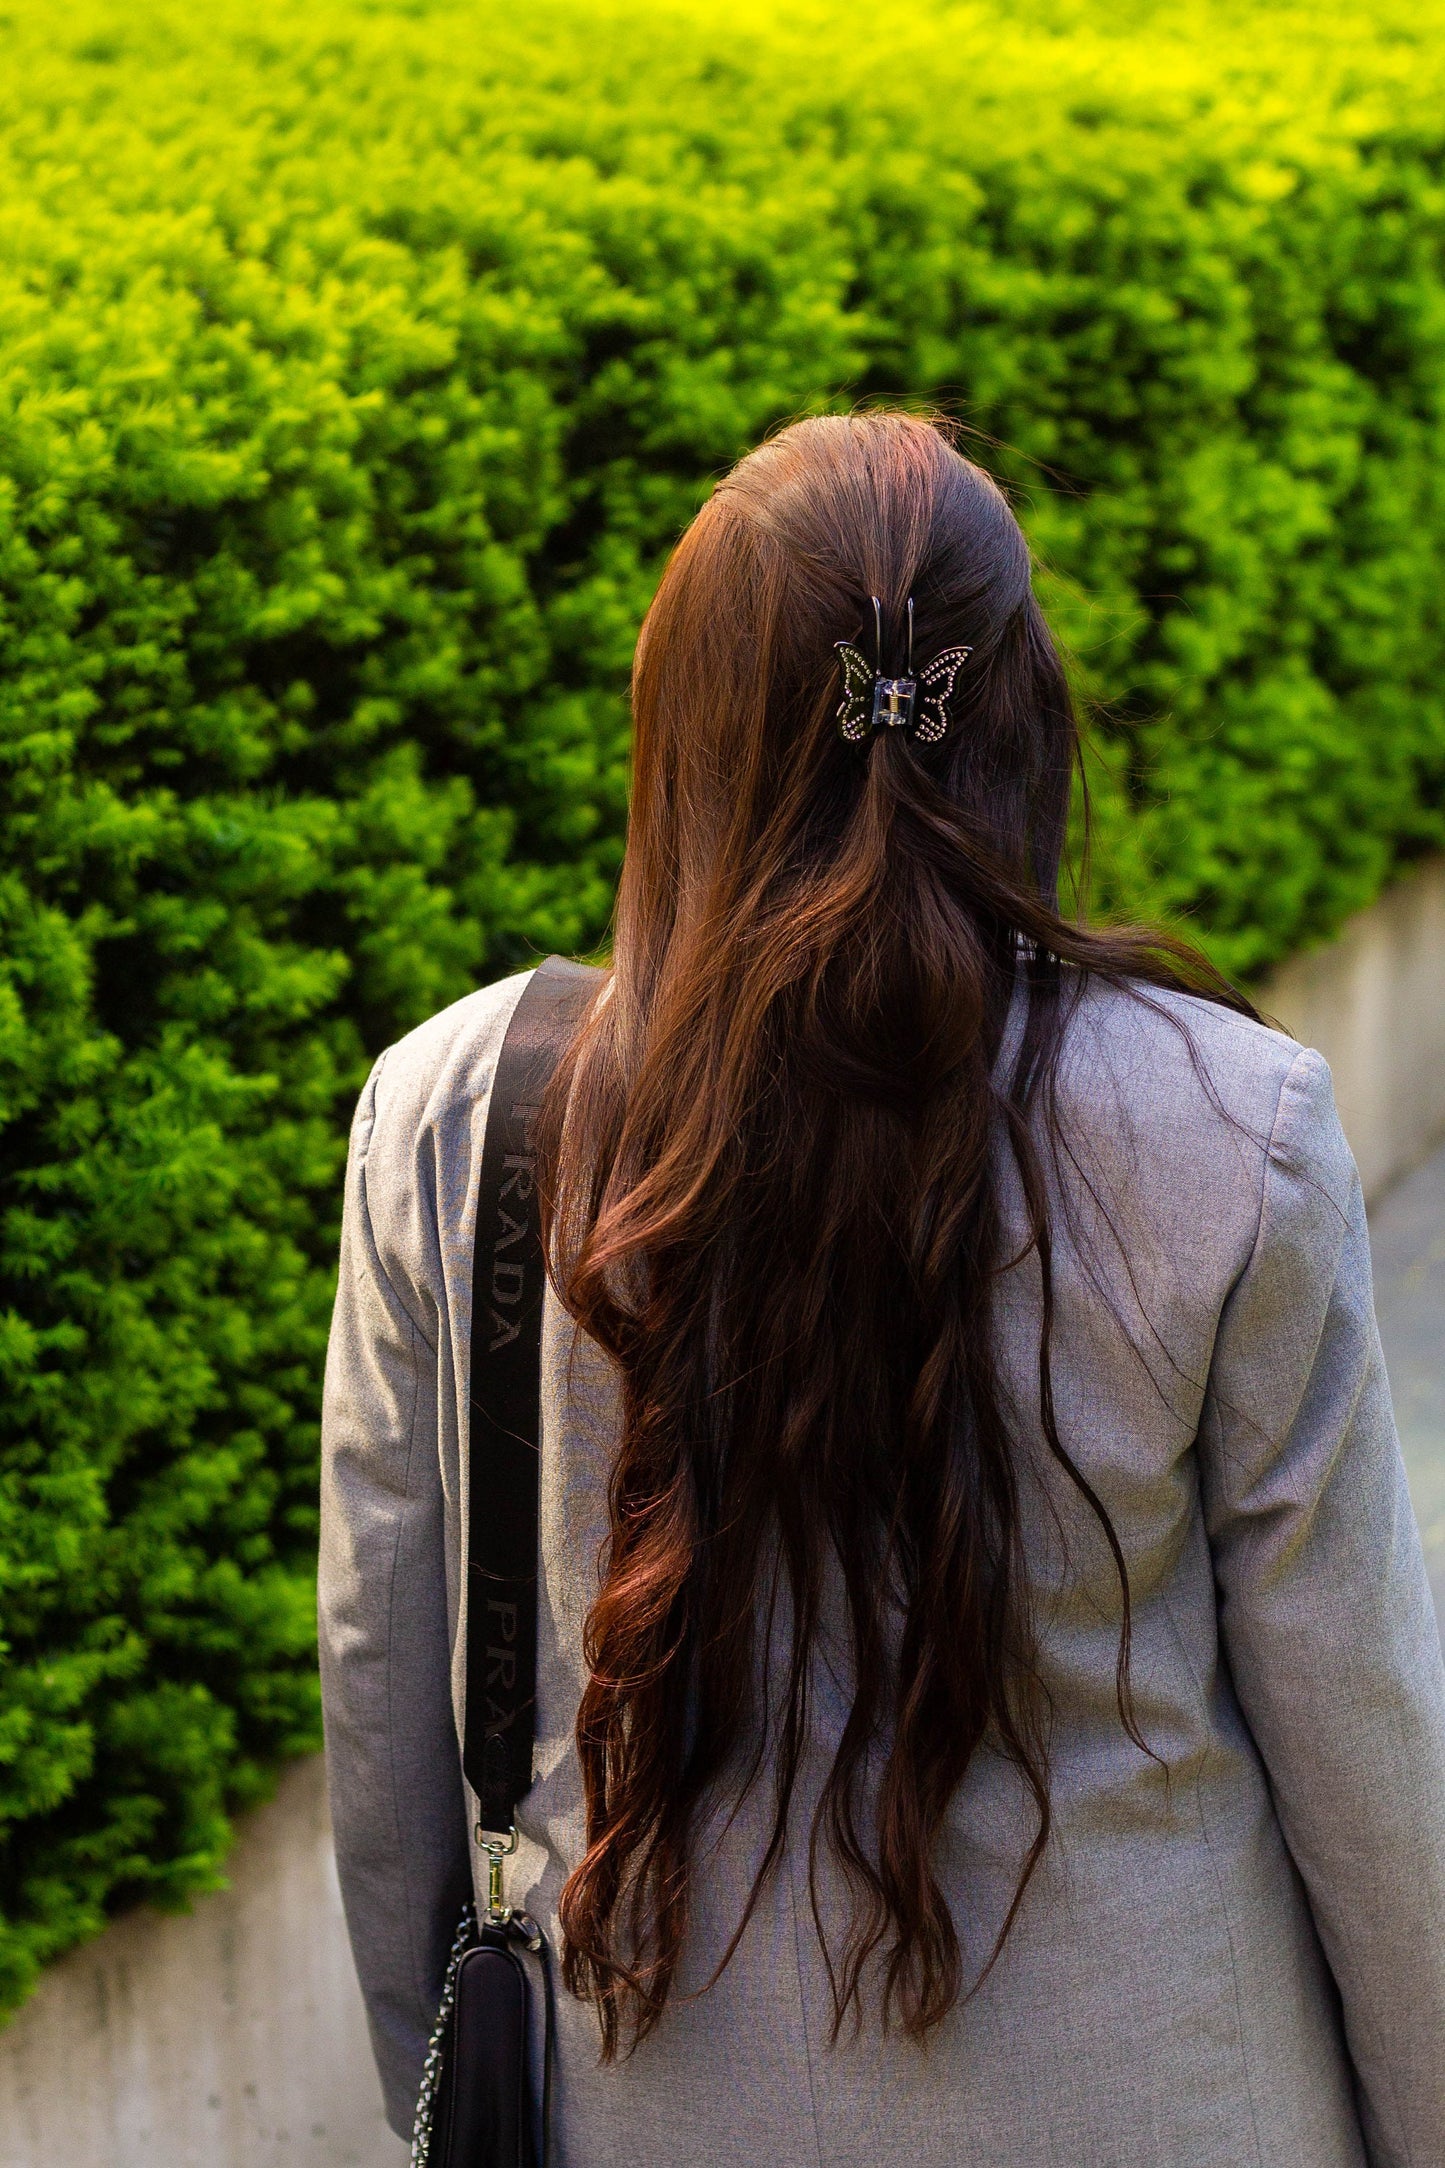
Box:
[410,1903,477,2168]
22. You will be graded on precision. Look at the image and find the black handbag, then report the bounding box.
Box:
[412,957,602,2168]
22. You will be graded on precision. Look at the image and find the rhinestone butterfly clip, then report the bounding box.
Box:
[835,596,972,746]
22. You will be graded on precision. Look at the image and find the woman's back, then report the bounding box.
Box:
[323,964,1444,2166]
[319,413,1445,2166]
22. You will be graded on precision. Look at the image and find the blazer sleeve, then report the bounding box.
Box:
[1199,1046,1445,2168]
[318,1053,471,2139]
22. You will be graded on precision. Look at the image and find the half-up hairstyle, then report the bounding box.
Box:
[540,412,1252,2058]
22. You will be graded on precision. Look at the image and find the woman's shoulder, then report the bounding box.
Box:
[345,973,536,1311]
[356,970,534,1164]
[1065,974,1305,1109]
[1054,975,1356,1245]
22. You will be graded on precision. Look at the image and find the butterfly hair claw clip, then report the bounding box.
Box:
[834,596,972,746]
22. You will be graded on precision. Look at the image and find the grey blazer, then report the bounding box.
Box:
[319,969,1445,2167]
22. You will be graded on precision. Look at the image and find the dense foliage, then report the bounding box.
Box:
[2,0,1445,2011]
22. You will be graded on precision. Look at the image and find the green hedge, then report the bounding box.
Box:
[3,0,1445,2010]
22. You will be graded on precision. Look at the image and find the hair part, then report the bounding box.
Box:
[540,412,1252,2057]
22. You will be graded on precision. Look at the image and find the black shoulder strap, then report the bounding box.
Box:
[464,956,602,1834]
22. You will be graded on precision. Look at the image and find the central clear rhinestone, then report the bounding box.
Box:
[872,676,917,729]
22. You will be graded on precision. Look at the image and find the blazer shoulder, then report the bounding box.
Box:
[1053,978,1347,1278]
[346,973,536,1332]
[1063,977,1315,1139]
[363,971,536,1171]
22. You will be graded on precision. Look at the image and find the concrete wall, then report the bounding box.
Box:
[0,1757,404,2168]
[1259,856,1445,1200]
[0,857,1442,2168]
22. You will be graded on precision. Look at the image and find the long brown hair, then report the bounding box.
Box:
[541,413,1250,2058]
